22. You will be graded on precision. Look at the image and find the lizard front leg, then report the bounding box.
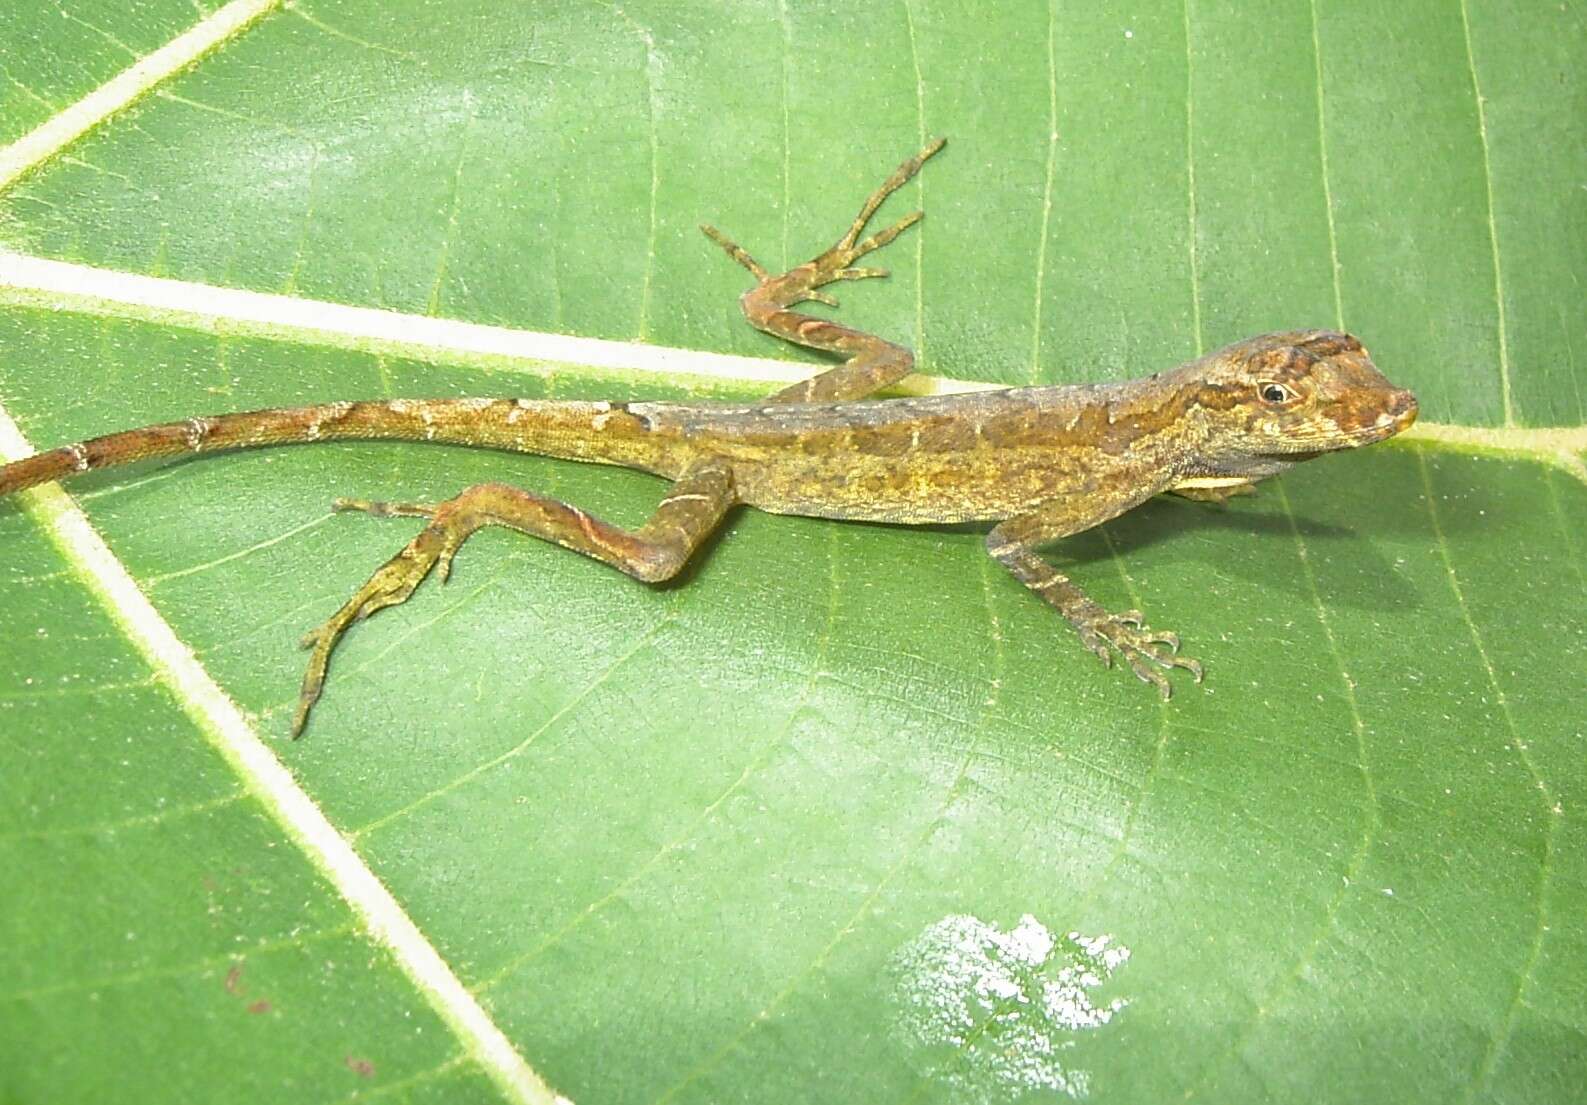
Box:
[702,137,944,403]
[292,462,733,735]
[987,494,1204,700]
[1170,479,1258,504]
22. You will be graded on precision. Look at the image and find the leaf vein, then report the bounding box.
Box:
[1181,483,1384,1099]
[1028,0,1060,384]
[1456,0,1514,426]
[352,612,672,840]
[651,541,1000,1104]
[1308,0,1345,329]
[479,527,843,993]
[1418,451,1558,1099]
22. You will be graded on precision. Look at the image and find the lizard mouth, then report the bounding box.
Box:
[1257,390,1419,457]
[1355,388,1418,445]
[1312,388,1421,450]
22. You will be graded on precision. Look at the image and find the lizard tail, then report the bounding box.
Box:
[0,397,679,497]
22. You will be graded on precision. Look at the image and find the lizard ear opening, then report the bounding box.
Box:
[1257,381,1297,406]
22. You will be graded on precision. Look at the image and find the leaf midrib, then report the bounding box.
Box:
[2,251,1581,472]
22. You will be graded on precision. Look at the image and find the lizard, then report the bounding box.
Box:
[0,138,1417,736]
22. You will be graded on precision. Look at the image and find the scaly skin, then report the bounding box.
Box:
[0,139,1417,734]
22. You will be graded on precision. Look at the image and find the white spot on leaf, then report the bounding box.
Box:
[891,913,1129,1101]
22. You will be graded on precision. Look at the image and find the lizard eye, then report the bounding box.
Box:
[1258,381,1295,405]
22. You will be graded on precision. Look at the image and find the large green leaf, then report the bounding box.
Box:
[2,2,1583,1103]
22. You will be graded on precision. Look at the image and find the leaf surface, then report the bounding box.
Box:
[1,2,1584,1103]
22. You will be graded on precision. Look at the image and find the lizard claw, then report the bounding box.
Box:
[1078,628,1113,668]
[1077,611,1203,700]
[1145,629,1181,654]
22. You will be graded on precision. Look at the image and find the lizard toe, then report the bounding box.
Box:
[1121,652,1173,699]
[1145,629,1181,653]
[1135,642,1203,682]
[834,266,888,281]
[1078,629,1113,668]
[1090,614,1205,698]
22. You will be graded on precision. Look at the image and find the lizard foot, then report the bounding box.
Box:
[1077,610,1204,700]
[702,138,944,308]
[802,137,944,294]
[292,516,467,736]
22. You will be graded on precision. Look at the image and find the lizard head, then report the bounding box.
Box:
[1192,330,1417,468]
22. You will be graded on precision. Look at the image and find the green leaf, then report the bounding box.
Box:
[2,2,1583,1103]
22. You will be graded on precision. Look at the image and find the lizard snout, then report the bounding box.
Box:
[1387,388,1418,432]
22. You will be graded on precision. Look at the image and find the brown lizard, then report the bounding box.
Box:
[0,139,1417,735]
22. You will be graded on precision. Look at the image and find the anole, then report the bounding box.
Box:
[0,139,1417,736]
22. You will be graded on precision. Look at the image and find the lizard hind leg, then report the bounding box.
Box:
[291,464,734,737]
[702,140,946,405]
